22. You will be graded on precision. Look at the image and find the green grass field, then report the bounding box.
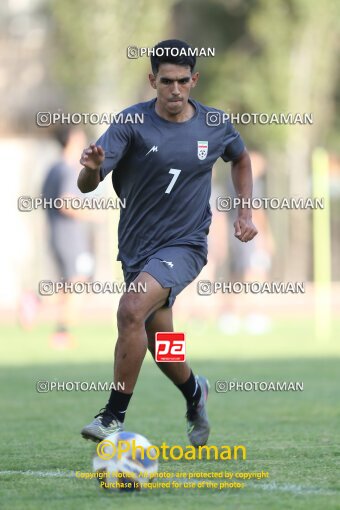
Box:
[1,318,340,510]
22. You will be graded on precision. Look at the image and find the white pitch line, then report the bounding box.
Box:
[248,481,335,496]
[179,479,335,496]
[0,471,336,496]
[0,470,74,478]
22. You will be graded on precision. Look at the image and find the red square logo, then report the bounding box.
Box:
[155,332,186,362]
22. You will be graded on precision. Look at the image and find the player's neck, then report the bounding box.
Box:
[154,99,195,123]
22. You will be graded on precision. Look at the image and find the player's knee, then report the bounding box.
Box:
[117,295,145,330]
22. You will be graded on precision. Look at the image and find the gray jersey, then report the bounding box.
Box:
[97,98,245,270]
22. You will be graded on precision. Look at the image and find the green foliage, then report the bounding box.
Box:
[48,0,176,112]
[176,0,340,151]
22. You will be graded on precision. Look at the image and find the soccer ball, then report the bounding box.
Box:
[92,431,158,492]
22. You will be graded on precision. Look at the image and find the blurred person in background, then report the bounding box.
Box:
[42,127,95,349]
[219,151,275,335]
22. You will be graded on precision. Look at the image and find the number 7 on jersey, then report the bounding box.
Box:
[165,168,181,194]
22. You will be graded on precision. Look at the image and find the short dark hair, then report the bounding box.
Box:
[53,125,72,148]
[150,39,196,74]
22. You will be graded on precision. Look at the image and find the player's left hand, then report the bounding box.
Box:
[234,215,258,242]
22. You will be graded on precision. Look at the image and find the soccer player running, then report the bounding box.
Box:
[78,40,257,447]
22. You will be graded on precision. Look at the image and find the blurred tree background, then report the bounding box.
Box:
[1,0,339,282]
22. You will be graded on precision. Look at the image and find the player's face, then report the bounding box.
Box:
[149,64,199,116]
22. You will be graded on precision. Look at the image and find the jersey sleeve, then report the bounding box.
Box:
[220,120,245,162]
[96,122,132,181]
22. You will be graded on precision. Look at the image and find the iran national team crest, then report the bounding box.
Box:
[197,141,208,160]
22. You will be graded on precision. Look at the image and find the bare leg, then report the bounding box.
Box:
[114,272,170,393]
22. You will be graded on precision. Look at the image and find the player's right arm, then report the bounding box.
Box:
[77,144,105,192]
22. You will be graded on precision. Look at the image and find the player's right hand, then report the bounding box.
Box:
[80,144,105,170]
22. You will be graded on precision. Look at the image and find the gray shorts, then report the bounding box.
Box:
[122,245,207,307]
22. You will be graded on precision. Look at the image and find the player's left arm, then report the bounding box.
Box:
[231,149,258,242]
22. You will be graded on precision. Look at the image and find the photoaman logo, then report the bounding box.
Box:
[96,439,247,461]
